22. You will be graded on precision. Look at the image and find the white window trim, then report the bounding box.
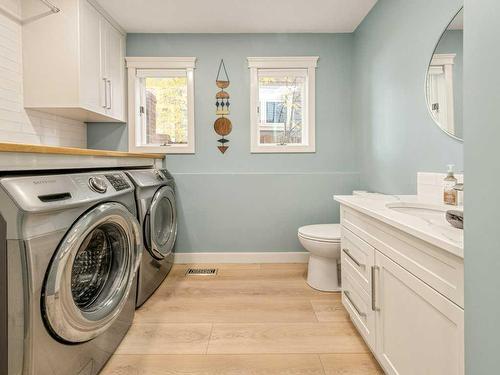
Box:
[125,57,196,154]
[248,56,318,153]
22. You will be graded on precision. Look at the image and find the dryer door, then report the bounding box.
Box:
[145,186,177,259]
[43,202,141,343]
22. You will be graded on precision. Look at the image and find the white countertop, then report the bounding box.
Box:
[334,193,464,258]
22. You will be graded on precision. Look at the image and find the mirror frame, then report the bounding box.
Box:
[424,6,464,142]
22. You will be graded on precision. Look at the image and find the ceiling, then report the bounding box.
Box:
[95,0,378,33]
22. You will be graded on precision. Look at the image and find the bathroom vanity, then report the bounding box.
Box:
[334,194,464,375]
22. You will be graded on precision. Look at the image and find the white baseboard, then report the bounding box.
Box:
[173,251,309,264]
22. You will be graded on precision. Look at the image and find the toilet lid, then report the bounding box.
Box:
[298,224,341,242]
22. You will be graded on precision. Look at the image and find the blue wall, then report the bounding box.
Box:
[89,34,359,252]
[352,0,464,194]
[464,0,500,372]
[89,2,467,252]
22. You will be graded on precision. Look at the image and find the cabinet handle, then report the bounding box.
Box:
[343,290,366,318]
[102,78,107,108]
[343,248,365,268]
[107,80,112,109]
[371,266,379,311]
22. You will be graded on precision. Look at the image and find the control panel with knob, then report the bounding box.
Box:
[88,176,107,194]
[105,174,131,191]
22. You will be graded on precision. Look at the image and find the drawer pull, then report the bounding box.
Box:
[343,248,365,268]
[102,77,108,108]
[371,266,379,311]
[107,79,112,109]
[343,290,366,317]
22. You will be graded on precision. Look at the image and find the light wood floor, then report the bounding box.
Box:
[101,263,383,374]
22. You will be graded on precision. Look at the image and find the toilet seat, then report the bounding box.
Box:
[298,224,341,242]
[298,234,340,243]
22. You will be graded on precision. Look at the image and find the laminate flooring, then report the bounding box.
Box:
[101,263,383,374]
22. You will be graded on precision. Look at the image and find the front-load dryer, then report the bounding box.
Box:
[0,171,142,375]
[125,169,177,307]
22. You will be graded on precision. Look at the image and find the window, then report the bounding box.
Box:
[248,57,318,153]
[126,57,196,153]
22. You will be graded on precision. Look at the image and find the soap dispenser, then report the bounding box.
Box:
[443,165,458,205]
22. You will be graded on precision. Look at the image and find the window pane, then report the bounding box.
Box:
[141,76,188,146]
[265,101,287,124]
[258,73,305,145]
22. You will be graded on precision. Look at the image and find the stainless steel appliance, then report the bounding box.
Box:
[0,171,142,375]
[125,169,177,307]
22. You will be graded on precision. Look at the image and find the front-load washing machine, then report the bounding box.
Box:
[125,169,177,307]
[0,171,142,375]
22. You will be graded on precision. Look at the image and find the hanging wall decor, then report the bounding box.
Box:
[214,59,231,154]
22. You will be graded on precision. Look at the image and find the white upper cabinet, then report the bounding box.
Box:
[23,0,126,123]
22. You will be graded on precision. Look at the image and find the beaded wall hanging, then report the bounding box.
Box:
[214,59,232,154]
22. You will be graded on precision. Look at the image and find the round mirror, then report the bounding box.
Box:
[426,8,463,141]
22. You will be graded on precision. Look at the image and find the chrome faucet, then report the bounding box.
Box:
[447,182,464,229]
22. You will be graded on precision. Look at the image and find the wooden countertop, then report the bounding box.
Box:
[0,142,164,159]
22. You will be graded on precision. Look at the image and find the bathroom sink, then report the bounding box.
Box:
[386,202,463,228]
[386,202,448,219]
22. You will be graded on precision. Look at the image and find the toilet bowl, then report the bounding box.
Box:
[298,224,341,292]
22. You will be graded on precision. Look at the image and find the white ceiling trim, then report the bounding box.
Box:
[88,0,125,35]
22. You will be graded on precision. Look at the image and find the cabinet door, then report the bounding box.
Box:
[106,23,125,121]
[99,15,109,110]
[79,0,105,114]
[374,251,464,375]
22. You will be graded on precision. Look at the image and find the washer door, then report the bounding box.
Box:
[145,186,177,259]
[43,202,141,343]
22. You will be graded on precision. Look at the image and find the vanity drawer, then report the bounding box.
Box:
[342,268,376,351]
[341,227,375,295]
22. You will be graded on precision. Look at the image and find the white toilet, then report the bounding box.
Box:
[298,224,341,292]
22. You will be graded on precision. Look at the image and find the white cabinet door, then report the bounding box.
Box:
[79,0,105,114]
[82,0,124,121]
[106,23,125,121]
[374,251,464,375]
